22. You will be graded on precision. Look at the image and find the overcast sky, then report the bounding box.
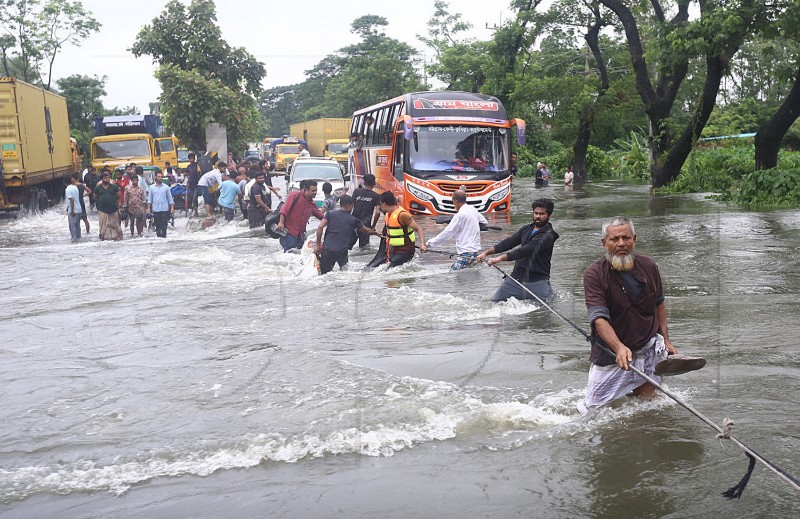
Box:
[52,0,511,112]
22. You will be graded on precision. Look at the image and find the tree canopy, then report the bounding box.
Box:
[56,74,138,164]
[260,15,422,135]
[131,0,265,153]
[0,0,100,90]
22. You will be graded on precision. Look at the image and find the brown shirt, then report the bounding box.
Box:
[583,254,665,366]
[125,184,146,215]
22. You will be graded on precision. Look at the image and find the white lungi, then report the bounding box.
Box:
[584,334,668,409]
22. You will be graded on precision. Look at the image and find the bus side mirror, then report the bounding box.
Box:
[403,115,413,140]
[512,118,526,145]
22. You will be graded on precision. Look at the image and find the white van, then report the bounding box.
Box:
[286,156,349,208]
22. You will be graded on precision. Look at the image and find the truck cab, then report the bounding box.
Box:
[271,136,307,171]
[323,138,349,170]
[90,115,178,171]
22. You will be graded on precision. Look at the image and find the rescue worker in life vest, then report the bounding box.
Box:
[376,191,427,267]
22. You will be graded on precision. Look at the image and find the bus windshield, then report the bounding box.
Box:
[408,125,508,174]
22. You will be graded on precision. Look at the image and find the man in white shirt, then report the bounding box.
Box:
[425,189,487,270]
[197,161,226,219]
[297,143,310,159]
[564,165,574,187]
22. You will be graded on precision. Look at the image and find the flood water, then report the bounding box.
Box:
[1,177,798,518]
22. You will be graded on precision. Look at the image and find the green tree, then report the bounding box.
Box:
[316,15,423,117]
[56,73,104,162]
[0,34,17,77]
[56,74,138,161]
[0,0,40,82]
[754,1,800,169]
[419,0,489,92]
[482,0,547,107]
[259,85,305,136]
[259,15,422,133]
[0,0,100,89]
[56,74,104,132]
[599,0,765,187]
[130,0,265,152]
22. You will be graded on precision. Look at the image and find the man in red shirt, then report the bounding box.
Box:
[276,180,324,252]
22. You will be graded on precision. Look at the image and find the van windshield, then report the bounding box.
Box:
[277,145,301,154]
[292,163,342,181]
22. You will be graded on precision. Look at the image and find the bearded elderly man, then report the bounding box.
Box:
[582,216,688,410]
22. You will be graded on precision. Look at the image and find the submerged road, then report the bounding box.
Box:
[1,177,798,517]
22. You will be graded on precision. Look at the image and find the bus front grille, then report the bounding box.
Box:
[437,182,486,194]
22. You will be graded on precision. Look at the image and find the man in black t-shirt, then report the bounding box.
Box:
[349,173,381,250]
[186,153,201,216]
[85,166,100,209]
[259,159,282,207]
[248,172,271,229]
[316,194,377,274]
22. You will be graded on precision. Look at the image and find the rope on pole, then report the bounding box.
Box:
[488,263,800,497]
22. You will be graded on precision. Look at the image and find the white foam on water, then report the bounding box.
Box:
[0,348,697,503]
[0,376,583,501]
[486,385,695,452]
[323,284,539,326]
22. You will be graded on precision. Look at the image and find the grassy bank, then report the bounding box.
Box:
[656,145,800,208]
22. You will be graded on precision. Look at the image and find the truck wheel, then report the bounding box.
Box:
[27,188,49,214]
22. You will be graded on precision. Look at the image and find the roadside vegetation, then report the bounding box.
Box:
[4,0,800,207]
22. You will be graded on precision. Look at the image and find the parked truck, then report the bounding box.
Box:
[269,136,308,172]
[290,118,351,162]
[0,77,78,211]
[91,114,178,172]
[323,138,349,168]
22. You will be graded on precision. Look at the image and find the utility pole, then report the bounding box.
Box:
[485,11,503,31]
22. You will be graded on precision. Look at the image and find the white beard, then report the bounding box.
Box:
[608,252,635,271]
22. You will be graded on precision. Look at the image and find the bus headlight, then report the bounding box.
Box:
[407,183,433,201]
[489,186,510,201]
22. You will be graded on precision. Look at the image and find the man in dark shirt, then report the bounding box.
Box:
[186,153,201,216]
[534,162,545,187]
[248,172,271,229]
[259,159,282,207]
[93,170,123,241]
[349,173,381,250]
[477,198,558,302]
[85,166,100,209]
[315,195,377,274]
[582,216,680,409]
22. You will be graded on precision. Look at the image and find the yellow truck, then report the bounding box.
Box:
[323,138,349,167]
[290,118,351,158]
[0,77,77,211]
[91,115,178,172]
[269,136,306,172]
